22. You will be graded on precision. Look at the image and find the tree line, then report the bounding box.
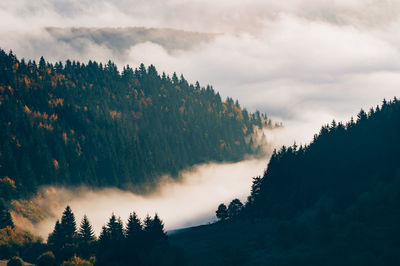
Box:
[1,206,182,266]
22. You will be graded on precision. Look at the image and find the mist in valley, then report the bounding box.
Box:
[12,158,267,239]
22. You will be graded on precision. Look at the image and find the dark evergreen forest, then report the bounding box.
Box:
[0,49,270,200]
[171,98,400,266]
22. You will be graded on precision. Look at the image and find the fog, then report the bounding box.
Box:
[12,158,268,239]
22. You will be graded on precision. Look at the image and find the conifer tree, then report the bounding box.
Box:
[126,212,142,240]
[97,214,125,266]
[143,214,153,234]
[106,214,124,241]
[98,225,109,244]
[78,215,95,242]
[48,220,62,249]
[60,206,77,244]
[151,213,167,241]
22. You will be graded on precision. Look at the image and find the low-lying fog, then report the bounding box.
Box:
[13,158,265,239]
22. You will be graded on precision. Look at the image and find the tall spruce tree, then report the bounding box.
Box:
[106,214,124,241]
[97,214,126,266]
[151,213,167,241]
[60,206,77,244]
[48,220,62,250]
[143,214,153,234]
[78,215,95,242]
[98,225,109,244]
[126,212,142,241]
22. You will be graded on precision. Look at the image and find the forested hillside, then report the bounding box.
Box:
[0,49,270,199]
[172,98,400,266]
[248,98,400,219]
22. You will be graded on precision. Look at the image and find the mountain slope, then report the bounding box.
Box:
[171,98,400,266]
[0,49,269,198]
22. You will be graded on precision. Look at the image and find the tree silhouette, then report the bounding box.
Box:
[143,214,153,234]
[216,204,228,221]
[151,213,168,241]
[48,220,63,250]
[77,215,95,259]
[106,214,124,241]
[124,212,143,266]
[97,214,125,265]
[78,215,95,242]
[228,199,243,219]
[60,206,77,244]
[126,212,142,241]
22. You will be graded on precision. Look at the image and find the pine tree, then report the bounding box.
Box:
[98,225,109,244]
[107,213,124,241]
[126,212,142,240]
[97,214,125,266]
[78,215,95,242]
[60,206,77,244]
[48,220,62,249]
[124,212,143,265]
[151,213,167,241]
[143,214,153,234]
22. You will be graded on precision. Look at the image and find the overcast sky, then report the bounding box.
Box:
[1,0,400,144]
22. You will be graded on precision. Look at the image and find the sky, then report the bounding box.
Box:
[2,0,400,235]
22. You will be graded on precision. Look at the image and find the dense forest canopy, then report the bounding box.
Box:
[194,98,400,265]
[247,97,400,219]
[0,49,271,199]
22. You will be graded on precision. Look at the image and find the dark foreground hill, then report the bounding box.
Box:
[171,98,400,266]
[0,49,270,199]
